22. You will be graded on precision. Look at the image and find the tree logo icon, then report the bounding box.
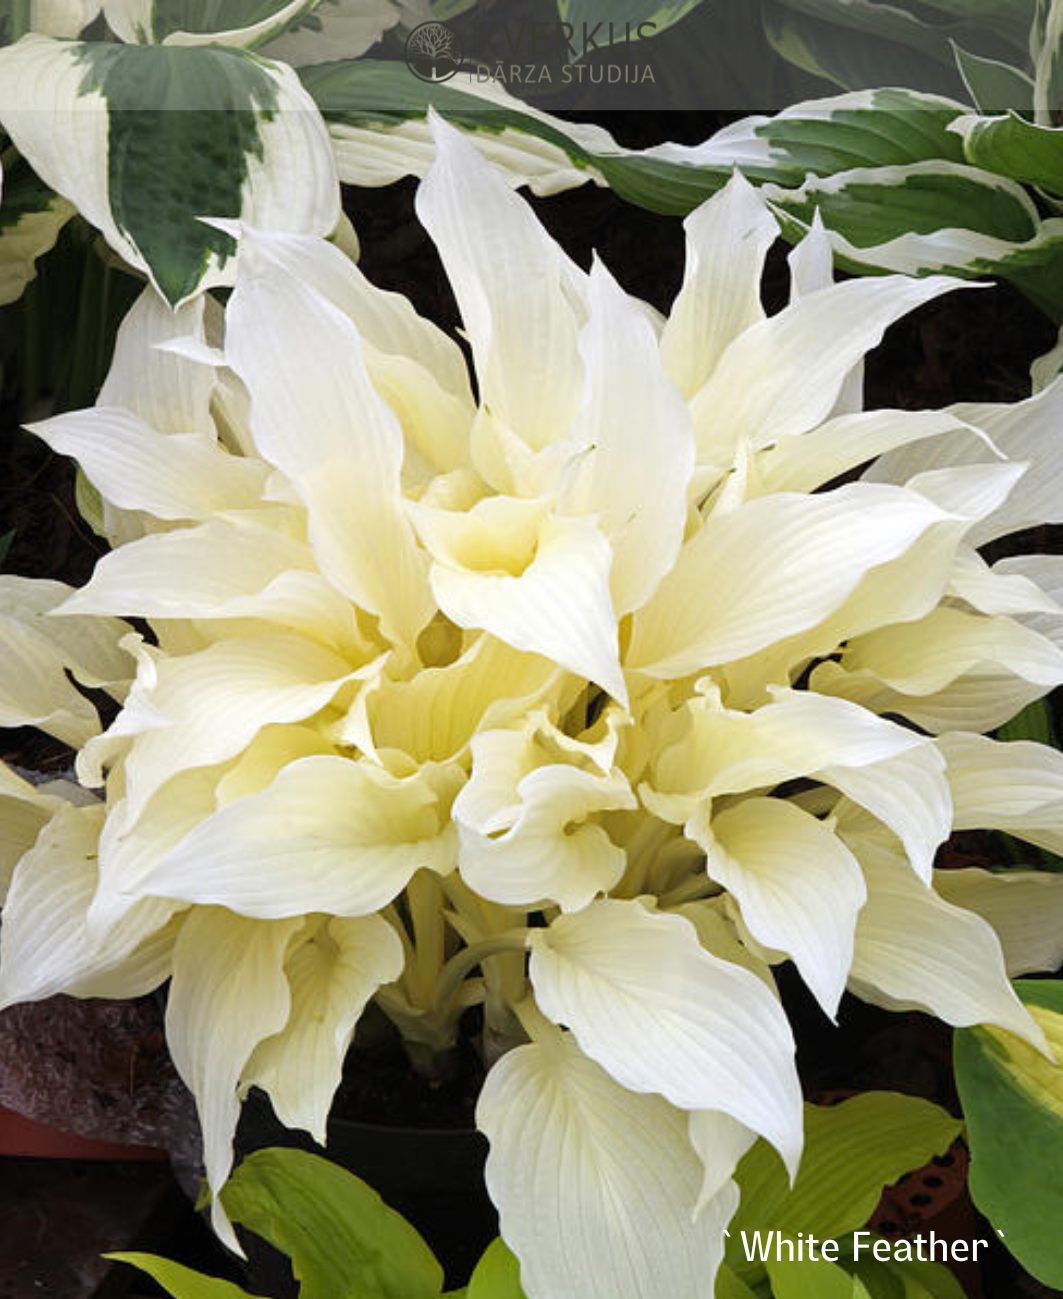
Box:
[405,21,464,83]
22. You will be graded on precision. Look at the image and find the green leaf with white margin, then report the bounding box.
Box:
[955,979,1063,1288]
[1034,0,1063,122]
[220,1147,445,1299]
[952,44,1034,114]
[104,0,317,47]
[0,154,74,307]
[466,1239,526,1299]
[106,1253,263,1299]
[0,35,338,306]
[952,110,1063,196]
[557,0,704,62]
[477,1021,738,1299]
[725,1094,961,1282]
[528,898,804,1174]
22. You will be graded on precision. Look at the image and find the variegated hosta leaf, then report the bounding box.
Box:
[477,1025,737,1299]
[0,35,339,306]
[955,979,1063,1288]
[952,111,1063,197]
[104,0,317,47]
[528,898,804,1173]
[0,155,74,307]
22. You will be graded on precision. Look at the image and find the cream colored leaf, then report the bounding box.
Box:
[477,1027,736,1299]
[244,914,404,1141]
[529,899,803,1173]
[934,867,1063,978]
[132,756,459,917]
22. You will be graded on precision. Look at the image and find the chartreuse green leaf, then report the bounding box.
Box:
[220,1148,444,1299]
[715,1264,760,1298]
[727,1094,961,1283]
[105,1253,263,1299]
[465,1239,527,1298]
[767,1257,869,1299]
[0,35,338,306]
[952,111,1063,196]
[955,978,1063,1287]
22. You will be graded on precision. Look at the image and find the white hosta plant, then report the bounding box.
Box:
[5,116,1063,1297]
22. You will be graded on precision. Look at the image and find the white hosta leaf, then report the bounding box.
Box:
[349,633,561,766]
[221,226,473,474]
[627,482,953,679]
[0,36,339,306]
[0,763,69,899]
[947,546,1063,617]
[100,633,362,826]
[652,689,950,881]
[0,804,177,1010]
[0,576,131,746]
[687,273,966,465]
[423,510,626,705]
[660,171,778,400]
[226,236,433,648]
[98,286,215,435]
[477,1026,737,1299]
[29,408,269,522]
[813,607,1063,732]
[455,728,635,913]
[131,755,459,917]
[865,377,1063,545]
[58,521,367,655]
[757,409,980,495]
[701,798,866,1017]
[687,1110,757,1220]
[244,913,404,1142]
[166,907,304,1249]
[529,899,803,1174]
[846,834,1044,1048]
[562,258,694,615]
[934,867,1063,978]
[937,730,1063,856]
[995,553,1063,652]
[415,114,585,452]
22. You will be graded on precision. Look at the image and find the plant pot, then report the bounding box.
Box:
[237,1091,497,1296]
[0,1100,167,1161]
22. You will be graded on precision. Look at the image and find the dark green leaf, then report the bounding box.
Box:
[0,530,14,568]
